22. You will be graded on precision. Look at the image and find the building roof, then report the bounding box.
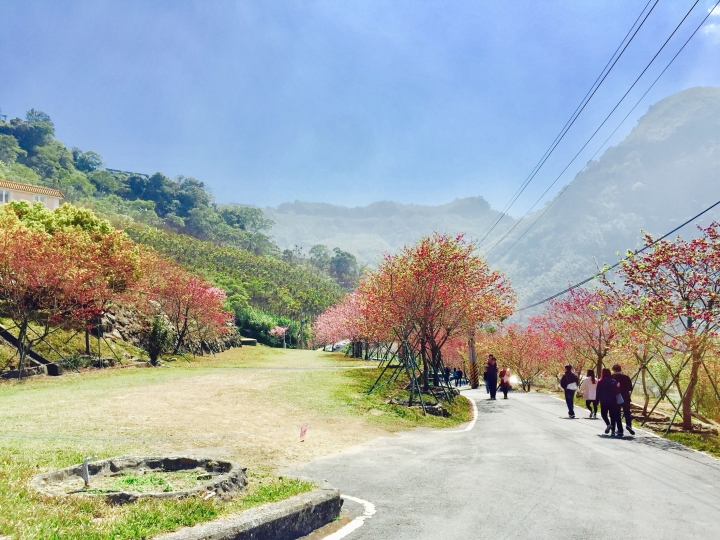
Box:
[0,179,65,198]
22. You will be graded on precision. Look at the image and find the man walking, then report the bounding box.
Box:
[486,355,498,400]
[612,364,635,435]
[560,365,579,418]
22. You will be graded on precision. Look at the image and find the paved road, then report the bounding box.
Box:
[292,389,720,539]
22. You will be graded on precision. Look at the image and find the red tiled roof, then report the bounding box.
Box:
[0,179,65,198]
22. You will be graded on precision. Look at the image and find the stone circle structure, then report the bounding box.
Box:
[31,455,247,505]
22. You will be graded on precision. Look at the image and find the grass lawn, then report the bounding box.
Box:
[0,346,471,539]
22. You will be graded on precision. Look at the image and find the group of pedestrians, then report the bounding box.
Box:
[483,354,512,400]
[443,366,466,387]
[561,363,635,437]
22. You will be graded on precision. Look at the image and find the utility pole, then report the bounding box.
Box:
[468,328,479,389]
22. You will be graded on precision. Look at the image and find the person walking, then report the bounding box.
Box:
[457,369,464,387]
[560,365,579,418]
[486,355,498,400]
[579,369,598,418]
[443,365,451,386]
[499,367,511,399]
[612,364,635,435]
[597,368,623,437]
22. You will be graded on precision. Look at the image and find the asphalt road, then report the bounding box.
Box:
[292,389,720,539]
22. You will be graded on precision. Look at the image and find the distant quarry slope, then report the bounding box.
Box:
[262,87,720,307]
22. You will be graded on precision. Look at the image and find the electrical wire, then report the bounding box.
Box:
[475,0,659,247]
[489,0,720,264]
[483,0,705,258]
[514,196,720,313]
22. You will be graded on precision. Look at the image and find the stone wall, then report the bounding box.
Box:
[103,307,241,355]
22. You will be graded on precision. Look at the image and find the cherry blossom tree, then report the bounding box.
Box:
[477,324,552,391]
[0,210,100,378]
[603,223,720,430]
[359,233,515,389]
[534,288,618,379]
[135,251,234,354]
[312,292,367,356]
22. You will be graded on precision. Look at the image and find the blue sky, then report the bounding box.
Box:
[1,1,719,214]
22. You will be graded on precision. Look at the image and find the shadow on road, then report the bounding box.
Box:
[475,400,508,413]
[626,435,694,453]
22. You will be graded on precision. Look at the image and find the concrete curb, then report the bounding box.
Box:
[154,483,342,540]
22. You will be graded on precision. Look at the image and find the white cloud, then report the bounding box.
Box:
[631,182,645,191]
[703,22,720,37]
[710,3,720,16]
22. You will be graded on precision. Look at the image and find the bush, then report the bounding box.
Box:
[144,316,173,366]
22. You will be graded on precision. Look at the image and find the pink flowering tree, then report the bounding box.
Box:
[602,223,720,430]
[533,288,618,379]
[312,293,367,355]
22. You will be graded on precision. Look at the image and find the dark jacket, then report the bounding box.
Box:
[613,372,633,401]
[485,363,498,380]
[560,372,578,390]
[596,376,620,408]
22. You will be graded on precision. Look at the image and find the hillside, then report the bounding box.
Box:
[0,110,344,344]
[261,87,720,307]
[496,86,720,306]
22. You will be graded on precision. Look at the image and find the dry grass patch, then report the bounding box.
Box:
[0,346,470,538]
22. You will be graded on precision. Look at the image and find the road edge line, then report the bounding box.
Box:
[443,394,478,433]
[322,495,376,539]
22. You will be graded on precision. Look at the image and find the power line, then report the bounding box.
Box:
[484,0,705,258]
[514,196,720,313]
[490,0,720,264]
[475,0,659,247]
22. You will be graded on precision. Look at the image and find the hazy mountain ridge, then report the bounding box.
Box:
[259,87,720,308]
[264,196,516,264]
[500,86,720,306]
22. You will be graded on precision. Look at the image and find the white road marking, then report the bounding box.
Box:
[322,495,376,539]
[443,395,478,433]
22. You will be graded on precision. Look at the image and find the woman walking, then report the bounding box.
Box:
[499,367,511,399]
[579,369,598,418]
[596,368,623,437]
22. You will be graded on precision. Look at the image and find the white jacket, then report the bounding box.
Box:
[579,377,597,400]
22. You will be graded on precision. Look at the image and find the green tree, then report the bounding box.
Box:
[219,205,274,234]
[309,244,331,271]
[144,316,172,366]
[176,176,212,216]
[0,118,55,152]
[25,109,53,125]
[329,248,359,289]
[71,148,104,172]
[87,169,121,194]
[0,134,26,163]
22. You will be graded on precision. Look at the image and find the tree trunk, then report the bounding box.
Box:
[431,348,440,387]
[682,350,702,431]
[85,327,91,355]
[173,321,188,354]
[641,365,650,417]
[420,342,429,392]
[17,321,28,382]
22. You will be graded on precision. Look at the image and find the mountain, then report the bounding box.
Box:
[261,87,720,309]
[264,197,514,264]
[497,86,720,307]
